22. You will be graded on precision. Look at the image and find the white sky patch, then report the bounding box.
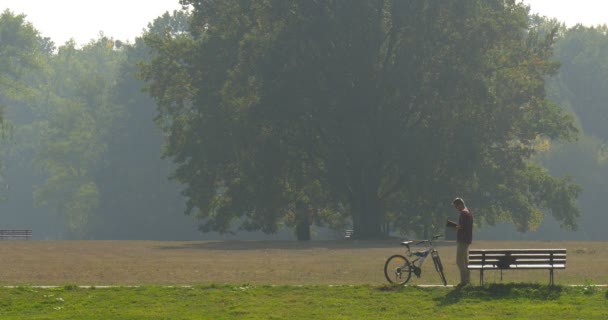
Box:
[522,0,608,27]
[1,0,184,46]
[2,1,607,47]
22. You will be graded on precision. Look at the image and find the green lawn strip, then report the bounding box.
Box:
[0,284,605,319]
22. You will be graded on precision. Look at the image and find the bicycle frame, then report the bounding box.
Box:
[383,234,447,285]
[403,240,436,276]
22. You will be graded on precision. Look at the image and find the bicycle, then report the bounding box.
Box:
[383,234,447,286]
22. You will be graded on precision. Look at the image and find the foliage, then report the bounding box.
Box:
[0,8,202,240]
[2,5,596,241]
[0,10,60,234]
[30,11,199,239]
[0,285,605,319]
[33,38,124,237]
[91,11,195,239]
[0,10,43,103]
[551,25,608,141]
[0,9,48,153]
[534,23,608,240]
[142,0,580,239]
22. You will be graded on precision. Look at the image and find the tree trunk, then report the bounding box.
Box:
[295,201,311,241]
[350,178,383,239]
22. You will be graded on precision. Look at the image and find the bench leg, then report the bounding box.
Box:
[480,270,484,286]
[549,269,554,286]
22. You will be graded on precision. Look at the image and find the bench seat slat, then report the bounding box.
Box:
[469,261,566,266]
[469,252,566,255]
[469,249,565,254]
[469,256,566,261]
[469,252,567,255]
[468,264,566,269]
[469,258,566,262]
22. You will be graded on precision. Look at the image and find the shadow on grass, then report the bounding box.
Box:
[437,283,563,306]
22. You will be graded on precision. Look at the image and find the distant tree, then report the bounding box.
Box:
[0,10,51,234]
[142,0,580,239]
[550,25,608,141]
[91,10,199,239]
[536,22,608,240]
[33,38,125,238]
[0,8,204,240]
[0,9,47,215]
[0,10,43,127]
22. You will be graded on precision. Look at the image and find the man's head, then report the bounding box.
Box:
[453,197,466,211]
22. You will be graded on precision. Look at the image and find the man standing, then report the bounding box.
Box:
[453,197,473,287]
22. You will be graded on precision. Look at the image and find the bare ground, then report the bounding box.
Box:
[0,240,605,286]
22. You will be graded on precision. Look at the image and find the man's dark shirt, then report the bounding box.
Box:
[457,208,473,244]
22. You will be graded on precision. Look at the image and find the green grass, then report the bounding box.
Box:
[0,284,605,319]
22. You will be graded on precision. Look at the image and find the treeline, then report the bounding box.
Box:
[0,1,607,240]
[0,10,202,239]
[536,22,608,240]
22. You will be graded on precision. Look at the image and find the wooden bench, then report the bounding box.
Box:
[0,229,32,240]
[344,230,354,239]
[468,249,566,285]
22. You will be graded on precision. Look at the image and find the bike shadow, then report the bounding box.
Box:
[437,283,563,306]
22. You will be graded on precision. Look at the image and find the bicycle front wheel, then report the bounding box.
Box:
[432,253,447,286]
[384,255,412,285]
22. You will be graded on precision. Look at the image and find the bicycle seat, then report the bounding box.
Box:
[400,241,414,246]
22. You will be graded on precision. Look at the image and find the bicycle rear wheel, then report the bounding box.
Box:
[432,253,447,286]
[384,255,412,285]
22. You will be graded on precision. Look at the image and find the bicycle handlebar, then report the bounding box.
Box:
[412,234,443,246]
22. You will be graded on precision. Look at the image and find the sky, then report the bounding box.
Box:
[522,0,608,26]
[1,0,607,47]
[1,0,184,46]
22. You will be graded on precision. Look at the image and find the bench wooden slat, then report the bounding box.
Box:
[469,264,566,269]
[469,252,567,255]
[469,261,567,266]
[469,249,566,254]
[469,256,566,261]
[344,230,354,239]
[0,229,32,240]
[469,256,566,263]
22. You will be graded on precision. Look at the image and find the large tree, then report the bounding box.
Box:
[142,0,580,239]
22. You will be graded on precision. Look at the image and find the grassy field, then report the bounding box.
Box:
[0,240,605,286]
[0,284,606,319]
[0,240,606,319]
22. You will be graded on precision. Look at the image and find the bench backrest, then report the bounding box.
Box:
[344,230,354,239]
[468,249,566,268]
[0,230,32,236]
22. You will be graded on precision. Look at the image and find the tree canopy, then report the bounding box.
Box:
[0,10,44,128]
[141,0,580,239]
[6,4,608,241]
[0,9,200,240]
[536,22,608,240]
